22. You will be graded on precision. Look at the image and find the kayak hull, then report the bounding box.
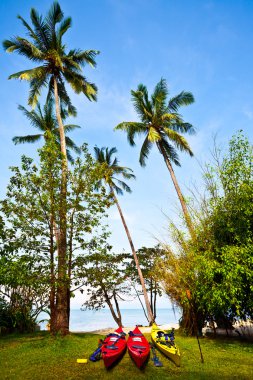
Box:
[127,326,150,368]
[151,323,180,367]
[101,327,127,368]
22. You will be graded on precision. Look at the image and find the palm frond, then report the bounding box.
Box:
[18,105,43,130]
[139,135,153,167]
[30,7,50,50]
[66,149,74,163]
[57,17,72,42]
[158,138,181,166]
[68,49,99,68]
[65,136,81,154]
[113,178,132,193]
[46,2,63,29]
[28,73,48,108]
[148,126,161,142]
[94,146,135,195]
[63,124,81,132]
[110,180,123,196]
[151,78,168,116]
[3,37,44,62]
[12,134,42,145]
[57,76,77,115]
[114,122,146,146]
[131,86,152,122]
[8,66,46,81]
[63,68,98,101]
[168,91,194,112]
[163,129,193,156]
[17,15,38,41]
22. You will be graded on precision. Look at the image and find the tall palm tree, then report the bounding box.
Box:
[3,2,99,334]
[13,100,81,163]
[94,146,155,324]
[115,78,196,237]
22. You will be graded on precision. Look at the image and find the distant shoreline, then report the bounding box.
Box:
[81,323,179,335]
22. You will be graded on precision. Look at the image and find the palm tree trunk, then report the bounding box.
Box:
[53,76,69,335]
[111,187,154,325]
[157,141,195,239]
[49,215,56,333]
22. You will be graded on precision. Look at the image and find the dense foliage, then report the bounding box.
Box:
[159,132,253,334]
[0,138,111,333]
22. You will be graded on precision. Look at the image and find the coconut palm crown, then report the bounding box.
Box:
[13,100,81,163]
[115,78,196,237]
[3,1,99,113]
[115,78,195,167]
[94,146,136,195]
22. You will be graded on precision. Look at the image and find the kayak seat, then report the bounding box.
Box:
[106,345,119,350]
[129,331,143,337]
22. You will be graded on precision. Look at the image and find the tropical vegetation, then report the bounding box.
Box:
[0,0,252,358]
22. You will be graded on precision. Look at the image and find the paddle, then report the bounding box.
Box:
[89,346,102,362]
[150,343,163,367]
[89,339,104,362]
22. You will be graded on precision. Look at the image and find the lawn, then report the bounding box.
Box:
[0,331,253,380]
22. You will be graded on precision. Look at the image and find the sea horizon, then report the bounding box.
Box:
[38,307,181,332]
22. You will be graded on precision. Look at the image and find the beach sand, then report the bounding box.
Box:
[87,323,179,335]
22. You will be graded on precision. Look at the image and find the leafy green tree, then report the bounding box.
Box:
[126,245,165,321]
[158,131,253,335]
[80,249,129,327]
[13,100,81,163]
[115,79,195,237]
[0,140,110,334]
[3,2,99,334]
[94,146,155,324]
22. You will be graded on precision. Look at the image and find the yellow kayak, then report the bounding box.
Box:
[151,323,181,367]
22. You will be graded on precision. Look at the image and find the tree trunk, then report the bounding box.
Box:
[102,285,122,327]
[132,282,149,323]
[111,188,154,325]
[157,141,195,239]
[53,76,69,335]
[113,290,123,327]
[49,215,56,332]
[150,278,153,315]
[154,281,157,320]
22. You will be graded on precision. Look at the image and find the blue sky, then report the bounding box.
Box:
[1,0,253,308]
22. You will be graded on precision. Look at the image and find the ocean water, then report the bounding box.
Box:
[38,308,181,332]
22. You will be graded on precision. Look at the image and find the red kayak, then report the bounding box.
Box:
[127,326,150,368]
[101,327,127,368]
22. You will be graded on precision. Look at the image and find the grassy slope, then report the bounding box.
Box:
[0,331,253,380]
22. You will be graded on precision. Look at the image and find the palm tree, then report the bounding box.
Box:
[115,78,196,237]
[3,2,99,334]
[94,146,155,324]
[13,100,81,163]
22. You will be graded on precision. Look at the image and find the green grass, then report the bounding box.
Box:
[0,331,253,379]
